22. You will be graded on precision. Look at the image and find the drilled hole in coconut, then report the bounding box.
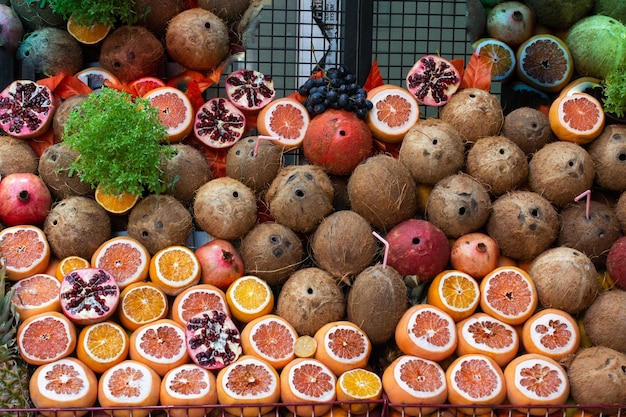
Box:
[588,125,626,191]
[502,107,555,155]
[226,136,283,194]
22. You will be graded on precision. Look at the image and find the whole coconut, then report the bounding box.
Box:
[226,136,283,194]
[10,0,64,31]
[426,173,491,238]
[347,263,408,345]
[193,176,258,241]
[582,289,626,354]
[594,0,626,24]
[16,27,83,77]
[165,8,231,72]
[134,0,185,35]
[398,118,465,185]
[465,135,528,196]
[587,124,626,191]
[43,196,111,260]
[523,0,593,29]
[486,191,559,261]
[439,88,504,143]
[265,164,334,234]
[126,194,193,255]
[347,154,417,232]
[567,346,626,415]
[240,222,303,287]
[198,0,252,24]
[310,210,378,285]
[528,246,598,314]
[38,143,93,200]
[0,134,39,176]
[163,143,212,203]
[501,107,554,155]
[52,94,89,142]
[528,141,595,207]
[615,191,626,235]
[275,267,346,336]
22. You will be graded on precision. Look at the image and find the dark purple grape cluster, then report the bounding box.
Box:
[298,65,373,119]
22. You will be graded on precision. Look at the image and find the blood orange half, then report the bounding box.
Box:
[129,319,189,377]
[456,312,520,368]
[548,92,605,144]
[256,97,310,151]
[522,308,580,361]
[314,320,372,376]
[365,84,420,144]
[171,283,230,327]
[17,311,77,365]
[144,86,194,143]
[280,357,337,417]
[91,236,151,289]
[160,363,218,417]
[480,266,538,326]
[240,314,298,370]
[10,273,61,321]
[0,225,51,281]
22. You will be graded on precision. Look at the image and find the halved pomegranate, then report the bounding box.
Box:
[185,309,242,371]
[59,268,120,325]
[225,69,276,113]
[0,79,56,138]
[193,97,246,149]
[405,55,461,107]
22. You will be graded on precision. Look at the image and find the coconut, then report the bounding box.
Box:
[265,164,334,234]
[594,0,626,23]
[163,143,212,203]
[225,136,283,194]
[127,194,193,255]
[616,190,626,234]
[398,118,465,185]
[165,8,231,72]
[587,124,626,191]
[193,176,258,241]
[99,25,165,84]
[38,143,93,200]
[10,0,64,31]
[582,289,626,354]
[43,196,111,260]
[557,199,620,267]
[310,210,378,285]
[346,263,408,345]
[567,346,626,415]
[198,0,252,24]
[347,154,417,233]
[134,0,185,35]
[52,94,89,142]
[465,135,528,196]
[331,175,351,211]
[426,173,491,239]
[501,107,554,155]
[528,246,598,314]
[523,0,594,29]
[239,222,303,287]
[0,134,39,176]
[528,141,595,207]
[438,88,504,144]
[564,15,626,79]
[486,190,559,261]
[16,27,83,77]
[275,267,346,336]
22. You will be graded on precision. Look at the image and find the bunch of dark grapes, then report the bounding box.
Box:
[298,65,373,120]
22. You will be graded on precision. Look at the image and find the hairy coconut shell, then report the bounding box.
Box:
[310,210,378,284]
[38,143,93,200]
[240,222,303,287]
[127,194,193,255]
[226,136,283,194]
[16,27,83,77]
[486,191,559,261]
[615,190,626,234]
[347,263,408,345]
[583,289,626,354]
[43,196,111,260]
[275,267,345,336]
[439,88,504,143]
[347,154,417,232]
[198,0,252,23]
[134,0,185,35]
[10,0,64,31]
[265,164,334,234]
[426,173,491,238]
[528,141,595,207]
[528,246,598,314]
[0,134,39,176]
[587,124,626,191]
[52,94,88,142]
[502,107,554,155]
[163,143,212,203]
[466,135,529,196]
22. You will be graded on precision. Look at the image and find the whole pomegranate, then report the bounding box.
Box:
[195,239,245,290]
[0,172,52,226]
[0,5,24,53]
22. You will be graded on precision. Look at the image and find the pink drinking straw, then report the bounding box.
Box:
[372,231,389,269]
[574,189,591,220]
[253,135,280,156]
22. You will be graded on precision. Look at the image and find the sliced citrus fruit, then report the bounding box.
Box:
[504,353,570,415]
[10,273,61,321]
[427,269,481,322]
[97,359,161,417]
[522,308,580,361]
[76,320,130,374]
[171,283,230,327]
[30,357,98,417]
[256,97,310,151]
[474,38,517,82]
[395,304,458,362]
[558,76,602,98]
[67,14,111,45]
[336,368,383,414]
[280,357,337,417]
[456,312,520,368]
[225,275,274,323]
[216,354,281,417]
[516,34,574,93]
[17,311,77,365]
[148,245,201,296]
[314,320,372,376]
[129,318,189,377]
[0,225,50,281]
[365,84,420,144]
[548,92,605,144]
[75,67,122,91]
[128,76,166,98]
[240,313,298,370]
[91,235,150,289]
[382,355,448,416]
[480,266,538,326]
[55,255,91,281]
[94,183,140,216]
[294,335,318,358]
[118,281,169,332]
[445,353,507,415]
[160,363,218,417]
[143,86,194,143]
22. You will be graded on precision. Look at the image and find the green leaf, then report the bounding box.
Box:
[602,64,626,119]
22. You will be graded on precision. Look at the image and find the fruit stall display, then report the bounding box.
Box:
[1,0,626,416]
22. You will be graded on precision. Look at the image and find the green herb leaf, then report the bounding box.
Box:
[48,0,137,27]
[602,64,626,119]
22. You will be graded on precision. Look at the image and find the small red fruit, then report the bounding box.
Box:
[195,239,245,290]
[0,172,52,226]
[450,232,501,279]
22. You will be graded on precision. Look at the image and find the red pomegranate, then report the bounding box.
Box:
[195,238,245,290]
[0,172,52,226]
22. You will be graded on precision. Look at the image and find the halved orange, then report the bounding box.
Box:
[314,320,372,376]
[75,67,122,91]
[280,357,337,417]
[558,76,602,98]
[522,308,580,361]
[128,76,166,98]
[427,269,481,322]
[55,255,91,281]
[160,363,218,417]
[365,84,420,144]
[94,183,140,215]
[516,34,574,93]
[67,14,111,45]
[480,266,538,326]
[118,281,169,332]
[17,311,77,366]
[148,245,201,296]
[240,314,298,370]
[256,97,310,151]
[143,86,194,143]
[91,235,150,289]
[336,368,383,414]
[129,318,189,377]
[456,312,520,368]
[548,92,605,144]
[474,38,517,82]
[76,320,130,374]
[171,283,230,327]
[225,275,274,323]
[10,273,61,321]
[0,225,51,281]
